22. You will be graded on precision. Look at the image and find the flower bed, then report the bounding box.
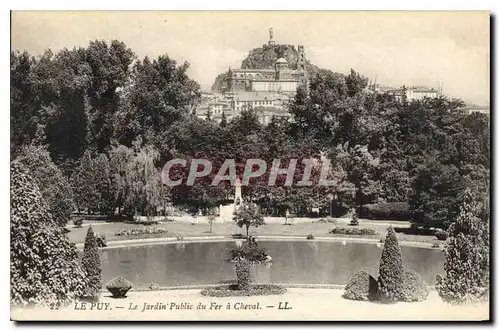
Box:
[329,227,377,236]
[201,284,286,297]
[115,227,168,237]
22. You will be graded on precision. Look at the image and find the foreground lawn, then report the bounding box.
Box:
[66,217,444,246]
[11,289,488,321]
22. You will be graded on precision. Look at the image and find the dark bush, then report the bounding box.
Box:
[95,233,107,248]
[329,227,377,236]
[359,202,410,221]
[343,271,378,301]
[106,276,133,298]
[73,218,83,228]
[434,230,448,241]
[377,227,404,302]
[307,234,315,240]
[232,233,245,239]
[399,269,429,302]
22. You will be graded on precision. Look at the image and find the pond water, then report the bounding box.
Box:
[100,241,444,288]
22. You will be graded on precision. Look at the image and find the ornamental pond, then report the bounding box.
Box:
[100,240,444,288]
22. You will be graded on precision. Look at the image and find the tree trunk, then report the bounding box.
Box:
[246,225,249,238]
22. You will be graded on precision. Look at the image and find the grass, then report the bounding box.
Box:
[201,284,287,297]
[65,217,442,245]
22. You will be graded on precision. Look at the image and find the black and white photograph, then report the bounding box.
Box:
[9,10,490,321]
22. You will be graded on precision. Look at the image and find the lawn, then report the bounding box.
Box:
[66,217,444,246]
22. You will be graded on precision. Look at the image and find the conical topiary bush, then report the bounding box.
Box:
[377,227,404,302]
[82,226,102,300]
[106,277,133,298]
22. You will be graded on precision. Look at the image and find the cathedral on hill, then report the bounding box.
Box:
[196,29,309,125]
[226,28,308,95]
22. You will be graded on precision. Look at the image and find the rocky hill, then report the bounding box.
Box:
[211,44,320,93]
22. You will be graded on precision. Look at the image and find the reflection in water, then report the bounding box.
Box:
[100,241,444,288]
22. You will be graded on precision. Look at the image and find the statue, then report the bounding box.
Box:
[268,27,275,46]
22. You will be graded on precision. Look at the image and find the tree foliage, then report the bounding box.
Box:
[436,189,490,304]
[11,162,87,306]
[15,144,74,226]
[233,203,264,237]
[377,227,404,302]
[82,227,102,298]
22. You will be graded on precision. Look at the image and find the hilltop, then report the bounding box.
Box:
[211,44,320,93]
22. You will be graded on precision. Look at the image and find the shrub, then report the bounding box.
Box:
[329,227,377,236]
[115,227,168,237]
[434,230,448,241]
[343,271,378,301]
[73,218,84,228]
[82,227,102,299]
[349,212,359,226]
[10,162,87,306]
[377,227,404,303]
[432,243,440,248]
[201,284,286,297]
[307,234,315,240]
[399,269,429,302]
[232,233,244,239]
[106,276,133,298]
[359,202,410,221]
[436,190,489,304]
[95,233,107,248]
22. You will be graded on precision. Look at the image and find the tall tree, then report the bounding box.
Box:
[436,189,489,303]
[82,227,102,299]
[11,162,87,306]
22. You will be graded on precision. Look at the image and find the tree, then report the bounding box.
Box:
[71,150,100,213]
[377,227,404,302]
[436,189,489,304]
[11,162,87,306]
[233,203,264,238]
[113,54,201,148]
[82,227,102,299]
[85,40,135,153]
[15,144,74,226]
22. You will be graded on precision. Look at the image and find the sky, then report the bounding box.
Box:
[11,11,490,106]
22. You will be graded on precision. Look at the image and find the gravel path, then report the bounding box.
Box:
[11,289,489,321]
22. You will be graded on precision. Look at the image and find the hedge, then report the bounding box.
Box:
[359,202,410,221]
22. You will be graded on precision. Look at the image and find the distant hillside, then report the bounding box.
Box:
[211,44,320,93]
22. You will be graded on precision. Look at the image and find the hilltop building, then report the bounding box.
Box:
[196,28,308,125]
